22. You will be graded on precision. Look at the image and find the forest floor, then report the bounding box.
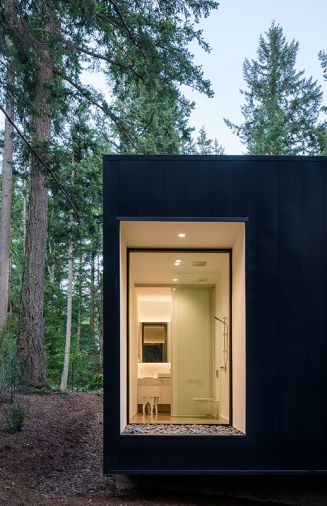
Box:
[0,392,324,506]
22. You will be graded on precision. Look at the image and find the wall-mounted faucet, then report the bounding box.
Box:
[214,316,228,372]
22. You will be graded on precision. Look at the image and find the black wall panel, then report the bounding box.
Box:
[103,155,327,474]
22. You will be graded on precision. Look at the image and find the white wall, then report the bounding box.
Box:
[120,235,127,431]
[136,287,172,323]
[120,221,246,433]
[138,300,172,323]
[128,283,138,422]
[232,225,246,433]
[214,276,221,403]
[214,255,231,422]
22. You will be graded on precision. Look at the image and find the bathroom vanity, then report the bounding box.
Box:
[137,374,171,413]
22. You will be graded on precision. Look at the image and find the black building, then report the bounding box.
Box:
[103,155,327,474]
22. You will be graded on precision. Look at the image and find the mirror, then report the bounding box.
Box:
[142,323,167,362]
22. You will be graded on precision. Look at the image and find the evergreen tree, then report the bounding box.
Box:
[110,78,194,154]
[0,43,14,330]
[44,106,105,389]
[0,0,219,386]
[195,126,224,154]
[318,50,327,154]
[225,22,322,155]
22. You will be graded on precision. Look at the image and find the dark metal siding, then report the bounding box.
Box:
[103,155,327,474]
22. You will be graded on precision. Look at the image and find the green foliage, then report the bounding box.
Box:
[318,52,327,154]
[194,127,224,154]
[0,0,219,153]
[0,315,18,394]
[44,106,104,390]
[2,403,25,432]
[70,349,98,389]
[0,0,220,392]
[110,78,195,154]
[225,22,323,155]
[88,372,103,390]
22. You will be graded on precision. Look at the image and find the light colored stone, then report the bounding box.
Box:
[121,423,244,436]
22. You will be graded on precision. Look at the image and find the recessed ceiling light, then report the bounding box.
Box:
[178,233,186,238]
[172,278,179,282]
[174,262,180,266]
[175,259,182,263]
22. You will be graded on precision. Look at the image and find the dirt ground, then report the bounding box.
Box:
[0,393,322,506]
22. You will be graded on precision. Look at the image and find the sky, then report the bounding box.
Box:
[1,1,327,156]
[182,0,327,154]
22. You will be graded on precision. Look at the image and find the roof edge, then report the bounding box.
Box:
[103,154,327,162]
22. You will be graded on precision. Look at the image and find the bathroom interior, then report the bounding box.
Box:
[128,250,231,425]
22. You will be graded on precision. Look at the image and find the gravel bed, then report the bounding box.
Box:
[122,423,245,436]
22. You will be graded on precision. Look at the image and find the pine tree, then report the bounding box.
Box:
[110,79,194,154]
[0,44,14,329]
[225,22,322,155]
[318,50,327,154]
[0,0,219,386]
[44,106,105,388]
[195,127,224,154]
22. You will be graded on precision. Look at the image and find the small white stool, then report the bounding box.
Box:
[138,380,160,415]
[140,385,160,414]
[142,396,159,414]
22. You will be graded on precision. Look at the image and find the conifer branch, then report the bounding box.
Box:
[58,37,144,81]
[0,100,80,217]
[55,69,142,152]
[96,3,145,58]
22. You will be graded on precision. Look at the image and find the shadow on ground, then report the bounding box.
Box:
[119,474,327,506]
[0,393,326,505]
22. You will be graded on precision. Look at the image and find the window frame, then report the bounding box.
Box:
[127,247,233,429]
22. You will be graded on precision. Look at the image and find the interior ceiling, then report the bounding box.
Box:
[130,251,229,285]
[121,221,243,249]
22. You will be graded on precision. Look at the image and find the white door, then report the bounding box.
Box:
[172,287,213,416]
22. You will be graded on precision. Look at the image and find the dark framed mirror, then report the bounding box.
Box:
[142,323,168,363]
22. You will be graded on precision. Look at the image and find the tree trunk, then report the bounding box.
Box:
[46,208,56,284]
[90,252,95,339]
[60,213,74,391]
[0,64,14,329]
[17,3,55,387]
[22,169,27,253]
[76,254,82,352]
[76,306,81,352]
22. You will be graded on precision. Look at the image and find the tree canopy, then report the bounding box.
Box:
[225,22,323,155]
[0,0,220,389]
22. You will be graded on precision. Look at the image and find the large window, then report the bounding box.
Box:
[128,250,231,425]
[120,221,246,435]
